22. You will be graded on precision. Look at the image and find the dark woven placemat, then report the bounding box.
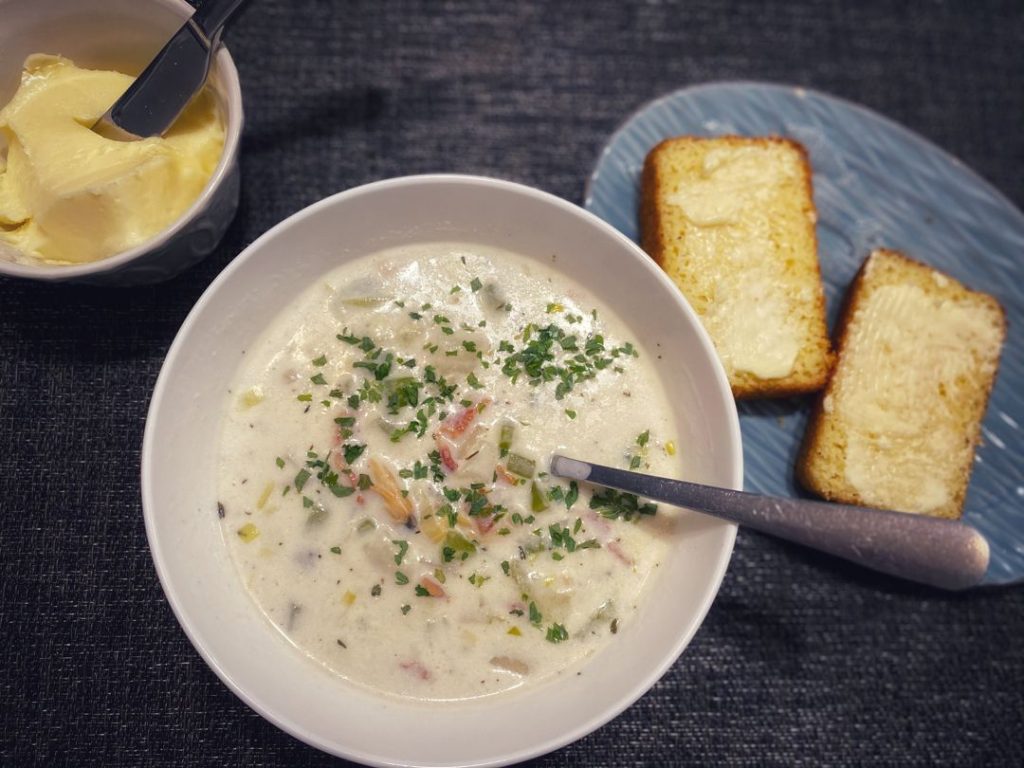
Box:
[2,1,1022,765]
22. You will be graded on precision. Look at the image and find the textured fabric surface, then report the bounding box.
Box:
[1,1,1022,765]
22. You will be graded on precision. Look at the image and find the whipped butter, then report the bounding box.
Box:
[667,145,806,379]
[837,282,1003,514]
[0,55,224,265]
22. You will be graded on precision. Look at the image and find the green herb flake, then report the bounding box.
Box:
[371,584,382,597]
[401,604,411,615]
[564,480,579,509]
[275,457,285,469]
[589,488,658,521]
[443,530,476,562]
[529,601,542,626]
[565,409,577,419]
[297,393,313,402]
[395,571,409,585]
[329,546,341,555]
[294,469,312,492]
[312,354,328,366]
[414,584,430,596]
[343,443,366,465]
[546,623,569,643]
[393,540,409,566]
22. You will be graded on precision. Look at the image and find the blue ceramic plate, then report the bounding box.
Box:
[585,82,1023,585]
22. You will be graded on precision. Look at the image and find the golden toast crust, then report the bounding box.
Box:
[797,249,1007,519]
[640,135,833,399]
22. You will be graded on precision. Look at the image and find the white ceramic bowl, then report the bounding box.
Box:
[0,0,243,285]
[142,175,742,766]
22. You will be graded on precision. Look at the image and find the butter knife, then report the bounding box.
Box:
[94,0,250,140]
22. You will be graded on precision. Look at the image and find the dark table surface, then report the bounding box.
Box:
[2,1,1023,765]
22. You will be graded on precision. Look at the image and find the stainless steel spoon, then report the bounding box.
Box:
[550,454,990,590]
[94,0,250,140]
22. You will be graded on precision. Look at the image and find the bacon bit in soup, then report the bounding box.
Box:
[418,575,446,598]
[439,443,458,472]
[490,655,529,675]
[400,660,431,680]
[439,402,482,438]
[494,464,518,485]
[606,541,632,566]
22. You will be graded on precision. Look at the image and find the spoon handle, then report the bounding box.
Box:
[550,455,990,590]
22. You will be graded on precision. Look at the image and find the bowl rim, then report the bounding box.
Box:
[141,173,742,766]
[0,0,244,281]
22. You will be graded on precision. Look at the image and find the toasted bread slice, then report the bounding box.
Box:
[798,249,1006,519]
[640,135,833,398]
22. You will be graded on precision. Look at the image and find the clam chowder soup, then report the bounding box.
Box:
[218,243,685,701]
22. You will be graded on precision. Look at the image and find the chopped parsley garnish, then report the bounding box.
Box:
[371,584,382,597]
[528,601,542,626]
[401,604,411,615]
[589,488,658,521]
[549,522,577,552]
[470,277,483,292]
[343,443,366,465]
[312,354,327,366]
[275,456,285,469]
[438,503,457,528]
[399,460,429,480]
[294,469,311,492]
[546,623,568,643]
[393,540,409,565]
[414,584,430,596]
[329,546,341,555]
[564,481,579,509]
[395,571,409,585]
[497,323,636,399]
[310,372,327,385]
[442,530,476,562]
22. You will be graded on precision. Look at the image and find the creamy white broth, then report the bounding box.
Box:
[217,242,685,701]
